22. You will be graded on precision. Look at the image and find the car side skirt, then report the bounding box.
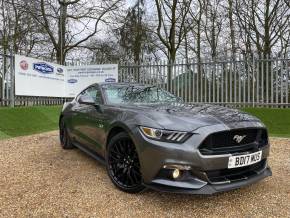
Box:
[73,141,106,165]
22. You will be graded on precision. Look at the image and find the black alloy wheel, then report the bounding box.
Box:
[106,132,145,193]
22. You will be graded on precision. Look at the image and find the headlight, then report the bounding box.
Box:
[139,126,192,143]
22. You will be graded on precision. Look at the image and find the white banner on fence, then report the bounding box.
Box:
[66,64,118,97]
[14,55,118,97]
[15,55,66,97]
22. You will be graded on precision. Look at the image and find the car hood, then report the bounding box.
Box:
[117,103,262,131]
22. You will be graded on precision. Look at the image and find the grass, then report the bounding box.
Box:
[0,106,61,140]
[242,108,290,138]
[0,131,10,140]
[0,106,289,140]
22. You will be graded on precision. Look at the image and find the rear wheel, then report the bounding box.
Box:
[59,119,74,149]
[106,132,145,193]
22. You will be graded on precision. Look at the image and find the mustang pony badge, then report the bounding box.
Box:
[233,135,246,143]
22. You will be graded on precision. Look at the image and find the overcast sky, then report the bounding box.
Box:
[126,0,137,6]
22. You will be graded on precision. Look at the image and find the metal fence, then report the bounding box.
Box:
[0,53,13,106]
[1,53,290,108]
[119,55,290,108]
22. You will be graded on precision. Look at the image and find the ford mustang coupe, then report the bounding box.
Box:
[59,83,272,194]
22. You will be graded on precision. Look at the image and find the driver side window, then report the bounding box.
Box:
[78,86,102,104]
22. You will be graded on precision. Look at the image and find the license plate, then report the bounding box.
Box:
[228,151,262,169]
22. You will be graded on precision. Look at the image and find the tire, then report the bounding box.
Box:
[59,118,74,149]
[106,132,145,193]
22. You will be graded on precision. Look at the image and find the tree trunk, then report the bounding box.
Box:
[2,45,8,104]
[228,0,236,58]
[167,50,176,92]
[263,0,271,58]
[58,2,67,65]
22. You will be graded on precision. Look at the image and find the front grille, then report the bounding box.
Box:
[205,159,266,184]
[199,128,268,155]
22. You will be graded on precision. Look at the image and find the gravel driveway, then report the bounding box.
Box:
[0,131,289,217]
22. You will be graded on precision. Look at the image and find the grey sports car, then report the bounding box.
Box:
[59,83,272,194]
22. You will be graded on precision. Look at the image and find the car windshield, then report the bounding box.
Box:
[103,85,181,105]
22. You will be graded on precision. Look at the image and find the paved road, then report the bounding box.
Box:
[0,131,289,217]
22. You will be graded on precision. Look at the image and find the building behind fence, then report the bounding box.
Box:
[1,53,290,108]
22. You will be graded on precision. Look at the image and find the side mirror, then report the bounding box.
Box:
[78,95,96,105]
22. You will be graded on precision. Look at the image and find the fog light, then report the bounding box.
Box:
[172,169,180,179]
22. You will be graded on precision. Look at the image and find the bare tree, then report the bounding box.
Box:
[0,0,44,56]
[118,0,154,64]
[235,0,290,58]
[154,0,193,62]
[227,0,236,58]
[154,0,192,89]
[23,0,122,64]
[188,0,204,64]
[204,0,224,60]
[0,0,34,100]
[1,0,289,66]
[92,40,121,63]
[278,19,290,56]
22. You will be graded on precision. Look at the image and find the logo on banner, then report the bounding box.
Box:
[68,79,78,84]
[33,62,54,74]
[20,60,28,70]
[56,68,64,76]
[105,78,116,83]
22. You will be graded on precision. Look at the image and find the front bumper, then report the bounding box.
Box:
[144,164,272,195]
[130,122,272,194]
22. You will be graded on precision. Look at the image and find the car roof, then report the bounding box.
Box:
[77,82,150,97]
[97,82,149,87]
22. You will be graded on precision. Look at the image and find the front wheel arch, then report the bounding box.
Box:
[105,122,135,149]
[106,126,127,147]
